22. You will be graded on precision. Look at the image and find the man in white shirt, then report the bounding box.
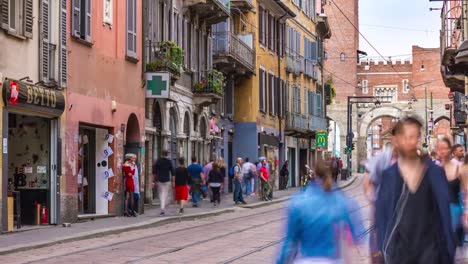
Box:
[242,158,255,196]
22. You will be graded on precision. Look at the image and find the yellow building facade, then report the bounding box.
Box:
[233,0,330,188]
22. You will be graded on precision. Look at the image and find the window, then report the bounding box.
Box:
[103,0,113,25]
[159,2,165,41]
[72,0,91,42]
[1,0,33,38]
[193,113,199,132]
[259,68,266,113]
[316,93,322,116]
[278,23,284,56]
[362,80,368,94]
[268,72,275,116]
[258,6,266,46]
[402,79,409,93]
[268,14,275,51]
[126,0,137,58]
[340,52,345,61]
[183,18,190,68]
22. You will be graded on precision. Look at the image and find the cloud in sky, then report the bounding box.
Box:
[359,0,442,60]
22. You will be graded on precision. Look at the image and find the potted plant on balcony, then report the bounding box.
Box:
[146,41,184,84]
[193,70,225,95]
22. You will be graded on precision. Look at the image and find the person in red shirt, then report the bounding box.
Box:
[122,154,136,217]
[259,159,272,201]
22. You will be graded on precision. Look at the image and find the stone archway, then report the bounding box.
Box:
[356,106,402,170]
[126,113,140,144]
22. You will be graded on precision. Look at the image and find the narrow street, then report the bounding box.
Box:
[0,177,371,264]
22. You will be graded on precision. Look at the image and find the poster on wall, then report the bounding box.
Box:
[103,191,114,201]
[101,146,114,159]
[24,167,33,174]
[105,134,114,143]
[102,168,115,179]
[37,166,47,174]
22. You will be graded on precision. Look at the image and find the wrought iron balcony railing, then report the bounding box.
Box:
[212,32,255,73]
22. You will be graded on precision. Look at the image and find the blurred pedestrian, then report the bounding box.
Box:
[375,117,455,263]
[363,124,399,263]
[216,157,227,194]
[277,160,363,264]
[259,159,272,201]
[173,157,190,215]
[131,154,140,216]
[233,157,246,205]
[242,157,255,196]
[279,160,289,190]
[331,156,339,182]
[208,161,223,207]
[203,156,216,201]
[123,154,137,217]
[187,156,204,207]
[153,150,175,216]
[452,144,465,163]
[436,138,465,246]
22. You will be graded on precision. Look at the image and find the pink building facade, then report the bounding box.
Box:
[63,0,145,221]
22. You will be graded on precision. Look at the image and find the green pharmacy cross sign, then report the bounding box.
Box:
[145,72,170,99]
[316,131,328,148]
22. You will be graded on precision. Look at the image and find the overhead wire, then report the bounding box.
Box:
[328,0,426,89]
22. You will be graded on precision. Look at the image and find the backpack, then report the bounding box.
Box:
[229,165,237,179]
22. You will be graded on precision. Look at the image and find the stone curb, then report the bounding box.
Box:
[0,176,358,256]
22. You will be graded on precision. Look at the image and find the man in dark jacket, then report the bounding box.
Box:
[375,117,455,263]
[153,150,174,216]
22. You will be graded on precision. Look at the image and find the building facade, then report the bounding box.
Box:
[64,0,145,221]
[142,0,229,202]
[438,0,468,150]
[1,0,67,231]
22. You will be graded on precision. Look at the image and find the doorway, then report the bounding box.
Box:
[7,113,58,225]
[78,127,110,216]
[288,148,296,187]
[169,108,178,166]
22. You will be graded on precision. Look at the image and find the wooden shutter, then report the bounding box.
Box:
[40,0,49,81]
[24,0,33,38]
[71,0,81,37]
[297,86,301,114]
[285,81,289,114]
[0,0,8,30]
[59,0,67,87]
[316,93,322,116]
[85,0,91,41]
[268,73,273,115]
[126,0,137,57]
[278,23,283,56]
[296,32,300,55]
[311,41,317,62]
[258,6,263,45]
[277,78,282,117]
[259,69,264,112]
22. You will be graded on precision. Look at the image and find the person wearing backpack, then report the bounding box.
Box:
[233,157,247,205]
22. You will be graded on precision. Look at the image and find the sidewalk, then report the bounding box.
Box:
[0,175,358,255]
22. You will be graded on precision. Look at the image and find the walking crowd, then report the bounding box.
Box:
[277,115,468,264]
[149,151,280,216]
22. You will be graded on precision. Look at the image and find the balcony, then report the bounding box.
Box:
[285,112,309,137]
[230,0,254,11]
[286,50,304,76]
[145,41,184,84]
[440,2,466,93]
[304,59,318,80]
[317,14,332,39]
[193,70,224,107]
[309,115,328,131]
[184,0,230,25]
[213,32,255,76]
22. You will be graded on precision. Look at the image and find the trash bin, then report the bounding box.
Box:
[341,169,348,180]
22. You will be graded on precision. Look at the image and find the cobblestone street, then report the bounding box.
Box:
[0,176,372,263]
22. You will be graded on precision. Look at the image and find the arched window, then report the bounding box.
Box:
[340,52,345,61]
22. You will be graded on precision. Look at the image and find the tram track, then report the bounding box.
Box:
[24,206,287,264]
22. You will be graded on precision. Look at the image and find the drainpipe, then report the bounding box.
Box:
[278,12,288,167]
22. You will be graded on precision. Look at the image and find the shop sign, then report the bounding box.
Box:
[145,72,170,98]
[316,130,328,148]
[2,79,65,116]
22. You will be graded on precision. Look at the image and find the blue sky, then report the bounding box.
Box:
[359,0,442,60]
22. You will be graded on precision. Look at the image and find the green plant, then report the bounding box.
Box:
[146,41,184,74]
[209,70,225,94]
[194,80,208,91]
[325,77,336,99]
